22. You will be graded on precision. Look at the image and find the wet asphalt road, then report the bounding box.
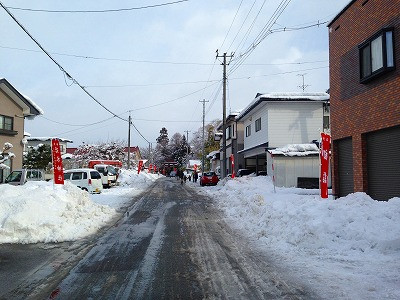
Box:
[0,177,316,299]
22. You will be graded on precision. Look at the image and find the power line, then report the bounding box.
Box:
[6,0,188,13]
[0,44,328,67]
[0,2,128,123]
[39,115,117,127]
[219,0,243,51]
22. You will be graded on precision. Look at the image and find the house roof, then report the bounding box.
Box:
[27,137,73,143]
[268,144,320,157]
[236,92,330,121]
[0,78,43,117]
[327,0,356,27]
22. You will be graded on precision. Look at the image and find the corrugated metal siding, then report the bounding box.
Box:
[367,126,400,201]
[337,137,354,197]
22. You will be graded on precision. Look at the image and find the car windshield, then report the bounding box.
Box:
[6,171,22,182]
[107,166,117,175]
[204,172,215,176]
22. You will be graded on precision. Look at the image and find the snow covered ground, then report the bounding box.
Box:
[0,170,160,244]
[194,175,400,300]
[1,169,399,298]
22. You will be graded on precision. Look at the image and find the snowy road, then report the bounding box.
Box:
[54,177,316,299]
[0,177,316,299]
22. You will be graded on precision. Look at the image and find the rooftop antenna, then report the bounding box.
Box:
[297,73,310,92]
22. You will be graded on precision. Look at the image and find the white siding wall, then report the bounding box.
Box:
[243,103,268,151]
[268,102,323,147]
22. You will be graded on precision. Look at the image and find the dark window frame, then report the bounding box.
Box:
[255,117,261,132]
[359,27,395,83]
[226,125,231,140]
[246,124,251,137]
[0,114,14,130]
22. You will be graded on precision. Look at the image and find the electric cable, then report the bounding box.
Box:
[6,0,188,13]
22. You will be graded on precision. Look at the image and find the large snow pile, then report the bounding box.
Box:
[118,169,161,187]
[200,176,400,256]
[197,176,400,299]
[0,181,115,244]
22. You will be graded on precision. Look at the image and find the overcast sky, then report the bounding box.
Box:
[1,0,349,148]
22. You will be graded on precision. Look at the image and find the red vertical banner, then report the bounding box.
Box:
[154,165,157,173]
[51,139,64,185]
[138,160,143,174]
[320,133,331,198]
[193,164,197,172]
[148,164,153,173]
[230,154,235,178]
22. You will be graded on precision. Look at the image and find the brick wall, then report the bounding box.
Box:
[329,0,400,195]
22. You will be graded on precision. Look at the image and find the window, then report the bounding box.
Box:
[246,124,251,137]
[359,28,395,82]
[0,115,13,131]
[323,116,330,130]
[255,118,261,132]
[226,125,231,140]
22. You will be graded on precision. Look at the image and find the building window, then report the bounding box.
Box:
[0,115,13,131]
[255,117,261,132]
[246,124,251,137]
[226,125,231,140]
[359,28,395,82]
[323,116,330,130]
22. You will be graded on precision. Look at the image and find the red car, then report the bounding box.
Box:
[200,171,219,186]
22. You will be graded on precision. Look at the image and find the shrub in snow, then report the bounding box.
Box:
[0,142,14,170]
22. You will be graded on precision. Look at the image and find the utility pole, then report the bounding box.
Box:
[148,142,151,164]
[127,111,131,169]
[184,130,190,166]
[216,50,234,179]
[297,73,310,92]
[200,99,209,174]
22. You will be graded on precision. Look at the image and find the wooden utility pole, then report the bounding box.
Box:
[199,99,209,174]
[216,50,234,179]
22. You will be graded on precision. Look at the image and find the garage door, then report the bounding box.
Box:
[367,126,400,201]
[337,138,354,197]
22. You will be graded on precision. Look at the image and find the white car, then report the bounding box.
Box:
[93,164,117,188]
[64,168,103,194]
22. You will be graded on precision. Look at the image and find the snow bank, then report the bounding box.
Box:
[200,176,400,256]
[197,176,400,298]
[0,181,116,244]
[118,169,161,187]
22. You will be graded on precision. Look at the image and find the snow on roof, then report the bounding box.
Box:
[236,92,329,121]
[27,137,73,143]
[268,144,319,157]
[22,94,44,115]
[24,131,31,137]
[206,150,219,159]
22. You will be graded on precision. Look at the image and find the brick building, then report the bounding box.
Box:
[328,0,400,200]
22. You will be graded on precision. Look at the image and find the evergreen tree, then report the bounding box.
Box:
[23,144,52,170]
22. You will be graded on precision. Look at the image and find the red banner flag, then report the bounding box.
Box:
[320,133,331,198]
[154,165,157,173]
[138,160,143,174]
[193,164,197,171]
[149,164,153,173]
[230,154,235,178]
[51,139,64,185]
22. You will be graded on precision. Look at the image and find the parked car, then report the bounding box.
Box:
[4,169,45,185]
[93,164,117,188]
[64,168,103,194]
[236,169,255,177]
[257,171,268,176]
[200,171,219,186]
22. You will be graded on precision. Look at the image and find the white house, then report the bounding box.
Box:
[27,137,73,154]
[236,92,330,174]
